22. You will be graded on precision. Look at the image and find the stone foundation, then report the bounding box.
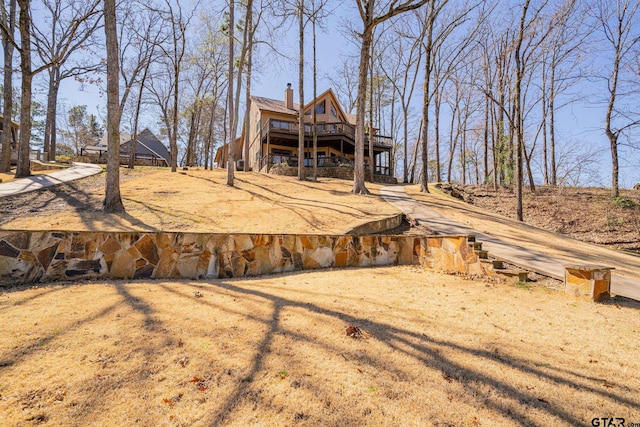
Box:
[0,231,483,285]
[269,165,397,184]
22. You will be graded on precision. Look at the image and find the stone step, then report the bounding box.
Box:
[469,241,483,251]
[481,258,505,270]
[496,270,529,283]
[475,250,489,259]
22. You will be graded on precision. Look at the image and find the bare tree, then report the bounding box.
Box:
[595,0,640,198]
[103,0,125,212]
[32,0,102,162]
[379,20,423,184]
[351,0,429,195]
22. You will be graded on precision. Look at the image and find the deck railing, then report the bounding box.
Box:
[260,154,355,170]
[266,119,392,148]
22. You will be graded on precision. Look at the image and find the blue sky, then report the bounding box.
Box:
[44,1,640,188]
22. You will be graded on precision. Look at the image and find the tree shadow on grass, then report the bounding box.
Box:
[156,276,640,426]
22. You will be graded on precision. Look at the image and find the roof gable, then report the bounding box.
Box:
[251,88,351,123]
[302,88,350,123]
[120,129,170,162]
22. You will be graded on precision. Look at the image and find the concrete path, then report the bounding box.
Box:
[0,162,102,198]
[381,185,640,301]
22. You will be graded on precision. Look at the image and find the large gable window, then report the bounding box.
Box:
[315,100,326,115]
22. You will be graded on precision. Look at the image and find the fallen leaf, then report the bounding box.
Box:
[163,398,174,406]
[198,386,208,392]
[189,376,200,383]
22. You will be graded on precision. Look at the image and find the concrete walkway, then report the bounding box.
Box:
[381,185,640,301]
[0,162,103,198]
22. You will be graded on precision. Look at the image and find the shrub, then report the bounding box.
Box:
[611,196,637,209]
[56,155,73,164]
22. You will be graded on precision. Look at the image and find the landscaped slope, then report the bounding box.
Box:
[0,168,399,233]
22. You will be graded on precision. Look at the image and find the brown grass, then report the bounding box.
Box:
[0,168,52,183]
[0,168,398,233]
[1,267,639,426]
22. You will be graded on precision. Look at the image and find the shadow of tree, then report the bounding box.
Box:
[153,277,640,426]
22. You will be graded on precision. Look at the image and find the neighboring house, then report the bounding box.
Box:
[82,129,170,167]
[118,129,171,167]
[215,84,394,178]
[82,132,131,158]
[0,114,20,165]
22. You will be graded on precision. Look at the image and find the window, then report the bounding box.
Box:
[315,100,326,115]
[330,103,337,117]
[271,120,293,130]
[305,109,312,115]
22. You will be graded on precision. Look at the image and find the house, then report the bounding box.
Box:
[118,129,171,167]
[215,85,394,180]
[82,129,170,167]
[0,114,20,165]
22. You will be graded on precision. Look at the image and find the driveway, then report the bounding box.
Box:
[382,185,640,301]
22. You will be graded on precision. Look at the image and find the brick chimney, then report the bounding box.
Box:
[285,83,294,109]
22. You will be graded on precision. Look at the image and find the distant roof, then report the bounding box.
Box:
[345,113,356,126]
[95,132,131,148]
[120,129,170,163]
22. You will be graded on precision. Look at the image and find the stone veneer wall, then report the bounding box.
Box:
[0,231,481,285]
[269,165,398,185]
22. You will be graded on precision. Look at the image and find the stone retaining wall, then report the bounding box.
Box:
[30,160,69,172]
[269,165,398,184]
[0,231,481,285]
[343,214,404,235]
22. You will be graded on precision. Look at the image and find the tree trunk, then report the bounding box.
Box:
[312,10,317,182]
[513,0,530,221]
[419,0,435,193]
[185,108,197,166]
[434,80,441,183]
[103,0,125,212]
[226,0,235,186]
[368,35,374,182]
[297,0,305,181]
[483,94,489,185]
[15,0,31,179]
[352,25,371,195]
[1,0,15,173]
[243,2,252,172]
[129,55,152,169]
[43,67,58,162]
[549,65,557,187]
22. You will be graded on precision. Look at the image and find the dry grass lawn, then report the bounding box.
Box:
[0,168,52,183]
[1,267,639,426]
[1,168,399,233]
